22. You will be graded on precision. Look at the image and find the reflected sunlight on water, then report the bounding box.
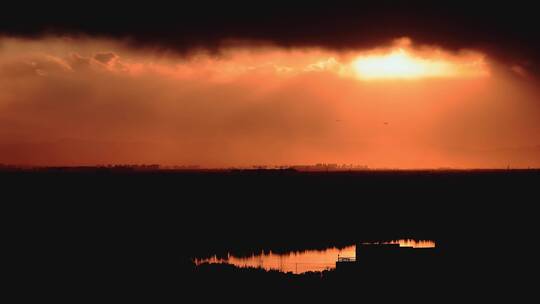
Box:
[367,239,436,248]
[194,239,436,274]
[194,246,355,274]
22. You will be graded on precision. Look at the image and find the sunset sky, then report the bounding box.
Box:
[1,2,539,168]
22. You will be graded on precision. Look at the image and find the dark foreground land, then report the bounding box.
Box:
[3,168,539,302]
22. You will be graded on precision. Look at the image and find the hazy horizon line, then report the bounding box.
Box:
[1,163,539,171]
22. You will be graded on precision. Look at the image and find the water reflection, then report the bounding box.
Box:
[195,246,355,274]
[369,239,436,248]
[194,239,435,274]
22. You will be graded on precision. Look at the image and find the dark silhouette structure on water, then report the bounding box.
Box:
[336,243,437,279]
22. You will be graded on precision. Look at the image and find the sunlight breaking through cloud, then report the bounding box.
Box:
[0,36,538,168]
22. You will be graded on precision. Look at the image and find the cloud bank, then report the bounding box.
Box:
[2,2,539,76]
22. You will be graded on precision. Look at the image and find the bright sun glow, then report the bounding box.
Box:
[352,48,484,80]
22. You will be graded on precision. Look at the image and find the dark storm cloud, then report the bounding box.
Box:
[0,2,539,81]
[1,1,539,64]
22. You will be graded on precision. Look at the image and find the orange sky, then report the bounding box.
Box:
[1,37,539,168]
